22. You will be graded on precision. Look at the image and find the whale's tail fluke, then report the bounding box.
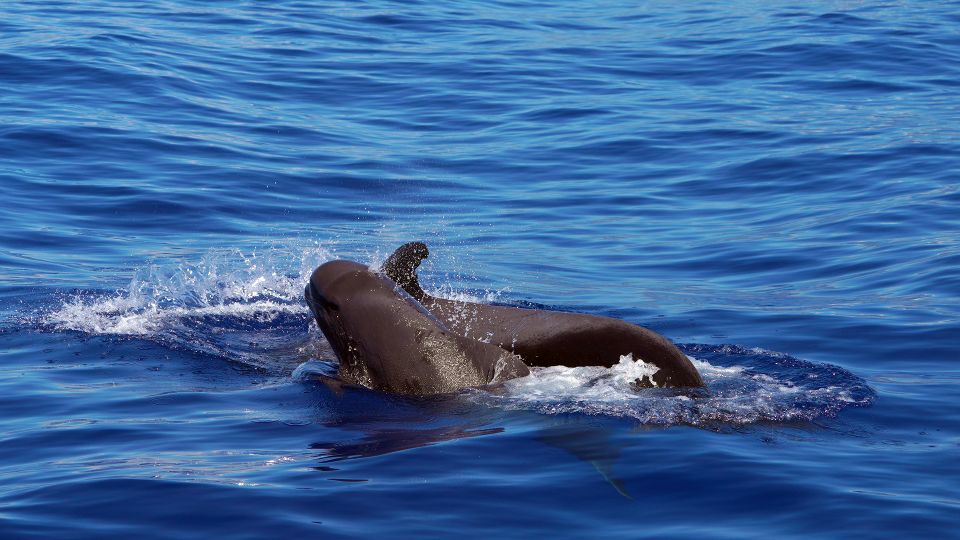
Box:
[381,241,429,301]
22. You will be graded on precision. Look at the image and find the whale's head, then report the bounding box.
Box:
[304,260,376,378]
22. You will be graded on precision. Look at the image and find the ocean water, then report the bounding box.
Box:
[1,0,959,537]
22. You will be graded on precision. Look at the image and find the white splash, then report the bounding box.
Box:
[426,283,507,304]
[471,352,874,425]
[504,354,660,401]
[46,244,333,336]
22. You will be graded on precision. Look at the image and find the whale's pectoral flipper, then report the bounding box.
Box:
[381,241,429,301]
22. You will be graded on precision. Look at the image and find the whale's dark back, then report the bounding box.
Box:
[380,242,704,388]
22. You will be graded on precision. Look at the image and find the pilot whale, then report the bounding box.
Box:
[305,259,529,395]
[305,243,704,394]
[381,242,704,388]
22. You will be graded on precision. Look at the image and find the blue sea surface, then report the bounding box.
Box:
[2,0,959,537]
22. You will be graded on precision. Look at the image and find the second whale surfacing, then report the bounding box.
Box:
[305,243,704,396]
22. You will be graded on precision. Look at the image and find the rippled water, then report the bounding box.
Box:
[2,0,959,537]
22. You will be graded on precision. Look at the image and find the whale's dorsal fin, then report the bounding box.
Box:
[381,241,429,301]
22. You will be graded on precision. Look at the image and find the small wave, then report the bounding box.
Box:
[47,245,329,333]
[469,345,874,426]
[42,244,337,370]
[50,295,304,337]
